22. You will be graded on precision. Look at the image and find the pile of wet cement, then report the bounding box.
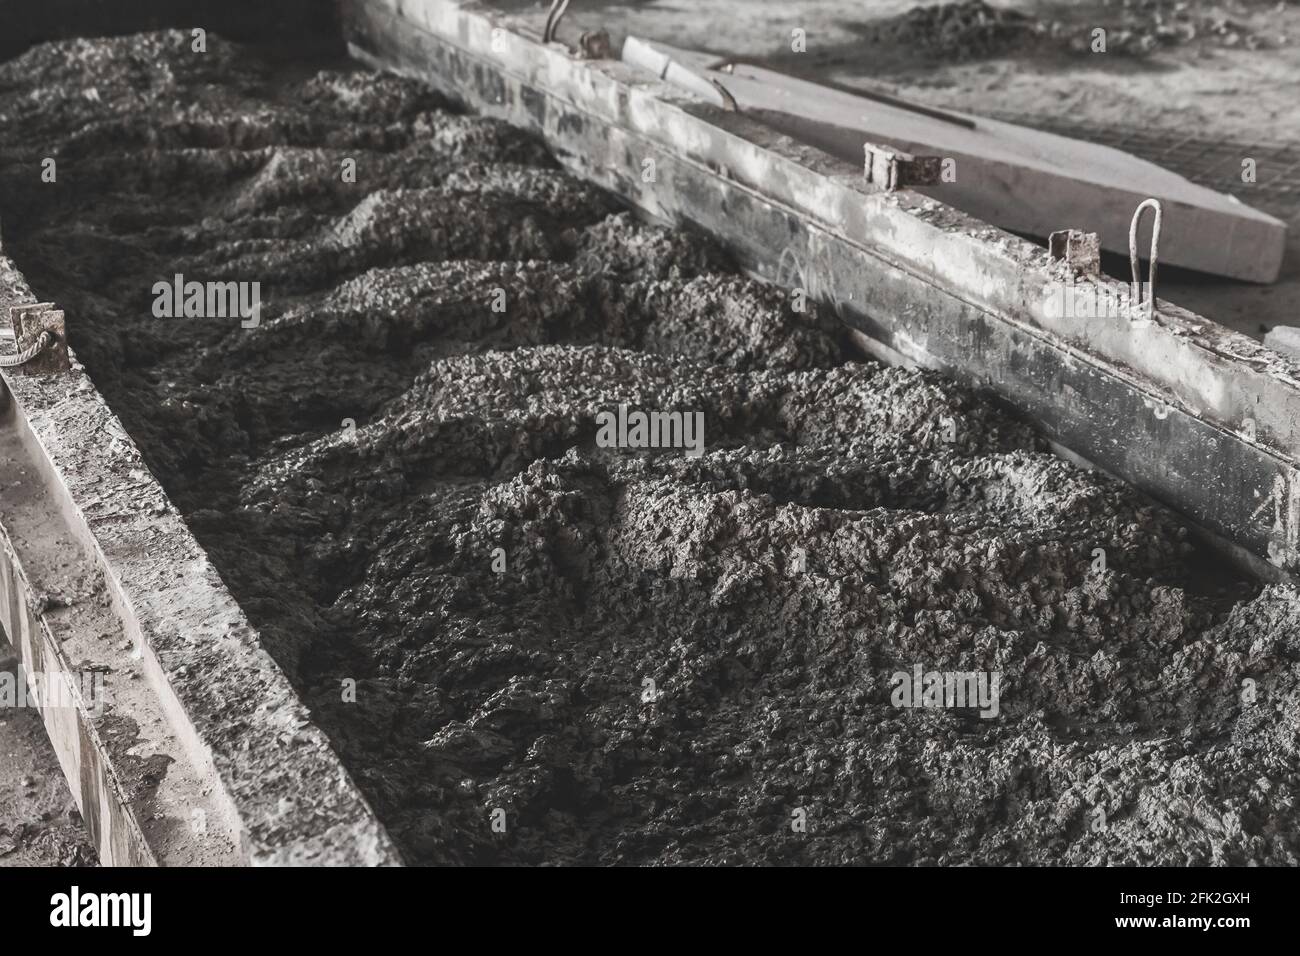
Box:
[856,2,1044,61]
[2,32,1300,866]
[850,1,1268,65]
[1047,0,1270,56]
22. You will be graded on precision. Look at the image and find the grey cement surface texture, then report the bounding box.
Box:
[2,31,1300,865]
[0,649,97,867]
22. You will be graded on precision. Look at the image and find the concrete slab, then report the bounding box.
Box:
[623,37,1287,283]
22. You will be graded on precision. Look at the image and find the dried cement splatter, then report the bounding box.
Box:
[2,31,1298,866]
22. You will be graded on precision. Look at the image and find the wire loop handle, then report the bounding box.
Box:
[543,0,571,44]
[1129,198,1162,321]
[0,330,52,368]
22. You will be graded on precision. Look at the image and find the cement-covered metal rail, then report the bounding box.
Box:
[343,0,1300,578]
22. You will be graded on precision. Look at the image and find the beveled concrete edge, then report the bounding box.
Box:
[0,256,403,867]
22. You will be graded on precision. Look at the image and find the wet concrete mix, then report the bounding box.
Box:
[2,31,1299,866]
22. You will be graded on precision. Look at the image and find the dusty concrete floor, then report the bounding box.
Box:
[0,645,97,867]
[3,28,1300,866]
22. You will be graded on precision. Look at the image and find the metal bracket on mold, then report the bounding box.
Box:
[8,302,71,375]
[1048,229,1102,276]
[863,143,941,192]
